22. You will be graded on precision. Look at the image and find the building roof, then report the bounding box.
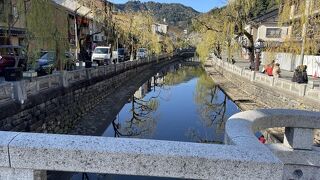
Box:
[250,8,279,25]
[53,0,94,18]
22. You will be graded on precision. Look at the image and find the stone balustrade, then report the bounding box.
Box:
[0,82,13,103]
[1,109,320,179]
[211,56,318,101]
[226,109,320,179]
[1,54,172,105]
[0,118,282,179]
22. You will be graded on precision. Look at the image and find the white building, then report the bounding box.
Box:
[152,23,168,34]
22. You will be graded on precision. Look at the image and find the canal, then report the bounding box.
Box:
[69,61,240,180]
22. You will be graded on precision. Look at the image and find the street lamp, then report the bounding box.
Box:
[254,39,264,71]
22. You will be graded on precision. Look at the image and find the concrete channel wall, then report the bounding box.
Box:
[0,54,172,134]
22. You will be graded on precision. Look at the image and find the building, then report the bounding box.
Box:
[152,23,168,35]
[0,0,27,45]
[247,8,289,45]
[255,0,320,76]
[241,8,289,60]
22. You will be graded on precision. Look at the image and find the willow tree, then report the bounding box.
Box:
[194,0,271,70]
[193,7,238,63]
[26,0,68,70]
[77,0,114,48]
[113,12,163,57]
[278,0,320,65]
[1,0,26,68]
[224,0,260,69]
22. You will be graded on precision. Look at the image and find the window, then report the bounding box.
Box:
[266,28,282,38]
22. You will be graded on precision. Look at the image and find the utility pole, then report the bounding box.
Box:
[74,7,81,61]
[299,0,311,65]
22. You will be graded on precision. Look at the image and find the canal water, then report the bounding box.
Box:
[71,62,240,180]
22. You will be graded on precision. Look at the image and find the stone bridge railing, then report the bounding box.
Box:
[2,51,196,105]
[1,109,319,179]
[227,109,320,179]
[4,54,178,105]
[211,56,320,102]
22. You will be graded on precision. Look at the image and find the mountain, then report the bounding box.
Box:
[114,1,200,29]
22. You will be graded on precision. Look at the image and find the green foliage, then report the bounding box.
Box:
[277,0,320,55]
[164,66,204,86]
[249,0,279,18]
[26,0,68,70]
[115,1,200,29]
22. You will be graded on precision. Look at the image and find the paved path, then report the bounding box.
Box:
[227,56,320,86]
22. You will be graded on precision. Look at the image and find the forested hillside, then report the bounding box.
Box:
[115,1,200,29]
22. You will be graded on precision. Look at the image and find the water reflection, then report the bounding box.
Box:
[103,63,240,143]
[189,74,228,143]
[70,63,240,180]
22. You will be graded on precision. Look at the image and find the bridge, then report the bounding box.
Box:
[0,109,319,179]
[0,51,319,179]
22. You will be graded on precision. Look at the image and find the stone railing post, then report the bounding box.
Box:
[250,71,256,82]
[12,81,27,104]
[86,69,92,80]
[60,71,69,88]
[270,77,275,86]
[298,84,307,97]
[0,168,46,180]
[283,127,313,150]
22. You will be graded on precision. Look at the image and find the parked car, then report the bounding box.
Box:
[35,51,76,75]
[35,51,55,75]
[91,46,111,65]
[0,45,27,75]
[137,48,148,59]
[118,48,130,62]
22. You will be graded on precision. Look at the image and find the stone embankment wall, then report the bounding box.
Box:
[0,56,177,134]
[204,56,320,143]
[207,56,320,111]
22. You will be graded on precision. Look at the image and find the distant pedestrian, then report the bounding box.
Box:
[255,132,266,144]
[272,63,281,78]
[259,135,266,144]
[231,56,236,64]
[292,65,308,84]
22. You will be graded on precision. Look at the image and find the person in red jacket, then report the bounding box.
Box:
[264,60,275,76]
[255,132,266,144]
[258,135,266,144]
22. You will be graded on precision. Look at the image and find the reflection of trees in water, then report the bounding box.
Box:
[112,79,161,138]
[162,65,204,86]
[188,74,228,144]
[111,64,208,139]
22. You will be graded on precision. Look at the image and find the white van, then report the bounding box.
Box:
[137,48,148,59]
[91,46,111,65]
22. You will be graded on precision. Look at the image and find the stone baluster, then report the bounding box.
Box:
[283,127,314,150]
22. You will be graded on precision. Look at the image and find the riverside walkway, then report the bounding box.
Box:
[204,55,320,145]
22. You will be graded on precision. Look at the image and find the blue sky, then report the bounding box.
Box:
[111,0,227,13]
